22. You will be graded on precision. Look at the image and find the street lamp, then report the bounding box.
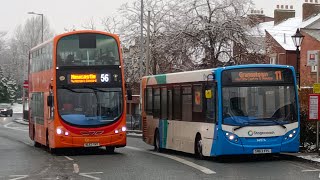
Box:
[27,12,44,43]
[291,28,304,88]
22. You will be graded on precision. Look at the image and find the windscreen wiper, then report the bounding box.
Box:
[233,122,264,131]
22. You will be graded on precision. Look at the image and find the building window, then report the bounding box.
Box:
[270,56,277,64]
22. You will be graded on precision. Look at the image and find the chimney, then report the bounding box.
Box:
[302,1,320,21]
[247,9,274,27]
[274,5,295,25]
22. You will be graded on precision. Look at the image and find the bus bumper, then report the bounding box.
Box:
[53,132,126,148]
[211,131,299,156]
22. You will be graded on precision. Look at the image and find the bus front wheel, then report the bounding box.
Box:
[195,135,203,159]
[46,131,57,154]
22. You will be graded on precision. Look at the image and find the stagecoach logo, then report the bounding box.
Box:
[80,131,104,136]
[59,76,66,81]
[248,130,275,136]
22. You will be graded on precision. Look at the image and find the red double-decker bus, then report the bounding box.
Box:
[28,30,130,153]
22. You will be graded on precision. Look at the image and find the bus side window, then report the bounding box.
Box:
[146,88,153,115]
[206,84,216,123]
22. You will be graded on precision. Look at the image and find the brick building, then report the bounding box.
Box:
[265,2,320,87]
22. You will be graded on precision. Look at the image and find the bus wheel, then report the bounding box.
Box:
[195,135,203,159]
[106,147,115,153]
[154,130,162,152]
[34,141,41,148]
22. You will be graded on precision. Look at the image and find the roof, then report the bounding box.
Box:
[268,14,320,50]
[252,13,320,51]
[303,29,320,41]
[248,21,274,37]
[266,17,302,51]
[143,64,294,85]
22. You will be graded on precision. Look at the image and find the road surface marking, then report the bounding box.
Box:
[79,172,103,180]
[302,169,320,172]
[8,175,29,180]
[73,163,80,173]
[3,122,28,132]
[125,146,216,174]
[65,156,74,161]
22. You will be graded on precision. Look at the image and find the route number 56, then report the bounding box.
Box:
[101,74,110,82]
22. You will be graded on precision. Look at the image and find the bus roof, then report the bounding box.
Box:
[142,64,294,86]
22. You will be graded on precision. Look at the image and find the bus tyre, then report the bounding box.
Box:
[154,130,162,152]
[106,147,115,153]
[34,141,41,148]
[46,132,56,154]
[195,135,204,159]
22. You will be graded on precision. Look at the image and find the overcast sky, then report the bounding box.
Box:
[0,0,305,36]
[0,0,132,35]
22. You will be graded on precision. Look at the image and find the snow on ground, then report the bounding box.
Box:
[298,155,320,162]
[12,103,23,113]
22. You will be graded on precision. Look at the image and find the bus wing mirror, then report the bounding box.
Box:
[127,90,132,100]
[47,95,54,107]
[205,90,212,99]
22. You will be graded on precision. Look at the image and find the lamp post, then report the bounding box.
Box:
[291,28,304,89]
[27,12,44,43]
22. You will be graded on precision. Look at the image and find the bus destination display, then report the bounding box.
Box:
[68,73,111,84]
[231,70,284,82]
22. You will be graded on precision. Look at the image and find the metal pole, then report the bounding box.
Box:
[41,14,43,43]
[139,0,144,79]
[297,47,300,89]
[146,11,150,76]
[317,51,320,151]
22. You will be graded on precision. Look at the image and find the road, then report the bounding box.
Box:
[0,114,320,180]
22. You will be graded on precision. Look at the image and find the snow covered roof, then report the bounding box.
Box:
[266,17,302,51]
[248,21,274,37]
[265,14,320,51]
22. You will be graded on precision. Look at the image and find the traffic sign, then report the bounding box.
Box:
[23,80,28,88]
[314,83,320,94]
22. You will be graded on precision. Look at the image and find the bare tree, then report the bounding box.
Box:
[101,16,121,34]
[81,17,97,30]
[7,16,54,87]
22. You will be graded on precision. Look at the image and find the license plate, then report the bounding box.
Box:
[253,149,272,154]
[84,142,100,147]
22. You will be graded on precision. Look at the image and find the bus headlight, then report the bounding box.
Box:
[122,127,127,132]
[56,128,62,135]
[56,127,69,136]
[115,130,119,134]
[224,131,240,143]
[284,129,298,141]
